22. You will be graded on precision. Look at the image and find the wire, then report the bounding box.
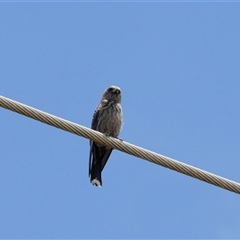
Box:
[0,95,240,194]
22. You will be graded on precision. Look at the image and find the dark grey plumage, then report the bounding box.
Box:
[89,86,123,187]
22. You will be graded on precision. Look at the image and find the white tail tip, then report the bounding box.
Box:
[91,179,102,187]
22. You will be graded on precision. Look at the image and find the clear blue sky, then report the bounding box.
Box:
[1,2,240,239]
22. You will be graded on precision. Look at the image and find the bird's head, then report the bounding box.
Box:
[102,86,121,103]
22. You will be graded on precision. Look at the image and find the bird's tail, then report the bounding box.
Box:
[90,164,102,187]
[90,147,102,187]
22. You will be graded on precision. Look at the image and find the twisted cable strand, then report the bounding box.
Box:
[0,95,239,194]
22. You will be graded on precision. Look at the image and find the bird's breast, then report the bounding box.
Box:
[96,104,122,138]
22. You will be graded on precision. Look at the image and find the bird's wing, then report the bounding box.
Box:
[91,107,99,130]
[89,108,99,176]
[89,102,112,175]
[89,141,94,177]
[100,147,113,172]
[90,143,113,175]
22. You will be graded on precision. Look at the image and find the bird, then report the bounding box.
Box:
[89,86,123,187]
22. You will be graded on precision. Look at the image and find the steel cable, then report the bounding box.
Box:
[0,95,239,194]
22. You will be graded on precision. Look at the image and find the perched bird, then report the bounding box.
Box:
[89,86,123,187]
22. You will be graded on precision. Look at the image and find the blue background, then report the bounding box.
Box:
[0,2,240,238]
